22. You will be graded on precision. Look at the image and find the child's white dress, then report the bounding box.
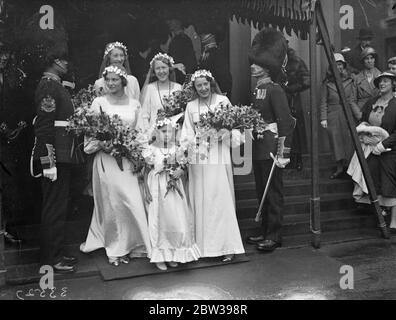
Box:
[143,144,201,263]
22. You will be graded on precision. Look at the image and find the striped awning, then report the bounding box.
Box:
[230,0,316,39]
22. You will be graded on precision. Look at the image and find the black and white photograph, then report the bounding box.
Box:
[1,0,396,305]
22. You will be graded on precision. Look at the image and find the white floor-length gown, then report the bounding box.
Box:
[180,93,245,257]
[143,144,200,263]
[80,96,151,259]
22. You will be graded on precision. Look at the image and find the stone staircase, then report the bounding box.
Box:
[235,153,379,241]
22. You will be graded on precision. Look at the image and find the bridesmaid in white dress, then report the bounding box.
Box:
[80,65,151,266]
[140,53,182,132]
[94,42,140,101]
[180,70,245,261]
[143,122,200,271]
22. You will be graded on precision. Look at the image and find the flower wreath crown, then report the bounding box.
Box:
[104,42,128,58]
[190,69,213,83]
[103,65,128,79]
[149,53,175,68]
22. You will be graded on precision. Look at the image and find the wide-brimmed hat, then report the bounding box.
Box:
[360,47,377,61]
[334,53,347,66]
[388,57,396,65]
[373,71,396,88]
[357,28,374,40]
[356,122,389,140]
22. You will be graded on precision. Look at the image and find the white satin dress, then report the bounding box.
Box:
[143,144,200,263]
[180,94,245,257]
[80,96,151,260]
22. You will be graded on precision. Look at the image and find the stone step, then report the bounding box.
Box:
[233,165,344,183]
[235,178,353,200]
[238,209,378,239]
[236,192,356,219]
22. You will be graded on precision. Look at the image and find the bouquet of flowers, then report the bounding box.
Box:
[198,102,267,134]
[159,144,192,199]
[156,82,194,122]
[66,86,145,173]
[196,102,268,148]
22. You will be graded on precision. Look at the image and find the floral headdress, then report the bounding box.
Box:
[103,65,128,80]
[149,53,175,68]
[190,69,213,83]
[104,41,128,58]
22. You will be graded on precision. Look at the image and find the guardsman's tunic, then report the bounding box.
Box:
[32,72,82,265]
[251,77,295,243]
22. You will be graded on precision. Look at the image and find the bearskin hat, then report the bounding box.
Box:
[249,28,288,80]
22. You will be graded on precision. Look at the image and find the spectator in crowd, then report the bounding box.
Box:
[344,28,376,75]
[354,47,381,117]
[353,72,396,233]
[320,53,360,179]
[166,18,197,84]
[197,29,232,97]
[388,57,396,75]
[284,46,310,171]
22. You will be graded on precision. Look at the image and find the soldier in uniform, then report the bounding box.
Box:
[32,48,83,273]
[246,29,295,253]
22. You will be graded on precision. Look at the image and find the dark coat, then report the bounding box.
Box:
[199,46,232,96]
[168,33,197,83]
[319,75,358,162]
[33,74,83,171]
[284,49,310,154]
[252,79,295,161]
[361,97,396,198]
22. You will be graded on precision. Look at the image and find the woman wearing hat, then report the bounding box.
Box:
[354,47,381,115]
[357,71,396,233]
[320,53,360,179]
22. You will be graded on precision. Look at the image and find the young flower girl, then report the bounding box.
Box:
[142,118,200,271]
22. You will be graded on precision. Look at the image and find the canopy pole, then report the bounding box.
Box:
[315,1,389,239]
[309,4,321,249]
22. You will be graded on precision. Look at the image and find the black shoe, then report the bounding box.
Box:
[257,240,282,252]
[62,256,78,265]
[247,235,265,245]
[53,262,76,274]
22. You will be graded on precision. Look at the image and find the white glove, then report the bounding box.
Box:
[372,142,391,155]
[270,152,290,169]
[43,167,57,182]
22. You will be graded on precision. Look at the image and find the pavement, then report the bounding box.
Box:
[1,237,396,300]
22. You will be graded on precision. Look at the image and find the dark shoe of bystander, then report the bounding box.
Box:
[256,240,282,252]
[53,261,76,274]
[247,235,265,244]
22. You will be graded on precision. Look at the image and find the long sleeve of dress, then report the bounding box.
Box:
[319,83,328,121]
[83,98,102,154]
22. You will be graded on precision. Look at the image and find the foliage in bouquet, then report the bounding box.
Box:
[109,117,145,174]
[71,84,103,110]
[67,105,114,141]
[156,82,194,121]
[155,144,195,199]
[197,102,268,138]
